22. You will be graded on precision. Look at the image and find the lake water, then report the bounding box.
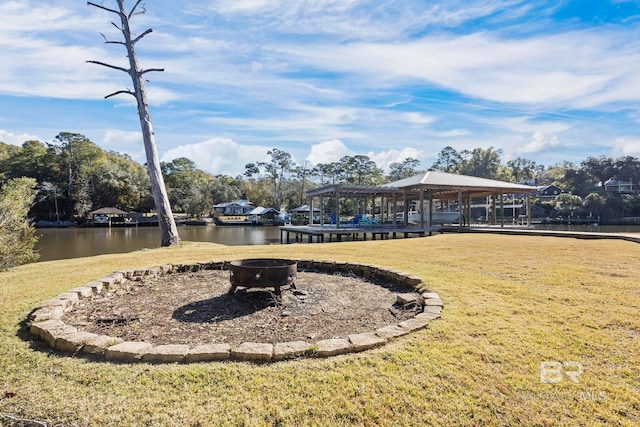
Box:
[35,226,282,262]
[34,224,640,263]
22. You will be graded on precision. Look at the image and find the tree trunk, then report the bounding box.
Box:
[115,0,180,246]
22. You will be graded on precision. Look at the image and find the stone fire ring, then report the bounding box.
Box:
[27,260,443,364]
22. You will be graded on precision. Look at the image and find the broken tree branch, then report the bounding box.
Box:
[86,60,130,74]
[140,68,165,75]
[129,0,146,19]
[105,89,135,99]
[132,28,153,45]
[87,1,119,15]
[100,32,125,45]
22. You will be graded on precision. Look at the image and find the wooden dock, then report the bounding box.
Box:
[279,225,435,244]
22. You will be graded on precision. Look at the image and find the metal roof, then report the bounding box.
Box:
[248,206,278,215]
[212,199,255,208]
[290,204,321,212]
[306,184,396,197]
[89,207,129,215]
[306,170,536,199]
[384,170,535,192]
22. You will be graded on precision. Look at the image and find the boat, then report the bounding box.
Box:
[92,214,110,227]
[399,211,461,225]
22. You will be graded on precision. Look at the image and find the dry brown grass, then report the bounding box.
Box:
[1,234,639,426]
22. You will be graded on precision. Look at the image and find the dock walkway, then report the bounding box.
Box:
[280,224,640,245]
[279,225,434,244]
[439,225,640,244]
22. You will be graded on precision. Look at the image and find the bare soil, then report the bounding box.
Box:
[63,269,422,346]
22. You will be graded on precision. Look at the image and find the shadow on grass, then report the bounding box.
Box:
[15,308,58,355]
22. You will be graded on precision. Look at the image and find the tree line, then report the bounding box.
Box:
[2,134,640,225]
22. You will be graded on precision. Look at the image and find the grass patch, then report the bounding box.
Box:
[1,235,639,426]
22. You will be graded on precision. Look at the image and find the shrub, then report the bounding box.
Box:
[0,177,39,270]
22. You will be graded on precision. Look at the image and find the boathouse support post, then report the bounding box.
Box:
[526,192,532,226]
[500,193,505,227]
[363,195,367,218]
[335,189,340,229]
[427,190,433,235]
[419,189,425,228]
[385,196,390,223]
[491,193,497,225]
[319,196,324,226]
[458,190,463,228]
[403,193,409,225]
[393,193,398,225]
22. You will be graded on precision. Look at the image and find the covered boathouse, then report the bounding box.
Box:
[279,170,536,243]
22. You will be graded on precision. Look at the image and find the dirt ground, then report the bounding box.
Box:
[62,269,422,346]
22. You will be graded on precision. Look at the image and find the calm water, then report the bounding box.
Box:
[34,223,640,262]
[35,226,282,262]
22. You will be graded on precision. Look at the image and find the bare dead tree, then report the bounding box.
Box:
[87,0,180,246]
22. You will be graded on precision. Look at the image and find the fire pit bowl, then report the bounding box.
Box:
[228,258,297,295]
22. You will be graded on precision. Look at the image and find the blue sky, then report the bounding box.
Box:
[2,0,640,177]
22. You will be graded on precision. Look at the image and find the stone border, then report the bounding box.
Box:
[28,260,443,363]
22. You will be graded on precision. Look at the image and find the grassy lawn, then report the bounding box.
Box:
[0,234,639,426]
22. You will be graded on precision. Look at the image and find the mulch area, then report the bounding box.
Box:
[62,269,422,346]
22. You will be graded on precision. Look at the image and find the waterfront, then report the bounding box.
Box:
[34,226,282,262]
[34,223,640,262]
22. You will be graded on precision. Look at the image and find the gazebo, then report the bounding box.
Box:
[305,170,536,229]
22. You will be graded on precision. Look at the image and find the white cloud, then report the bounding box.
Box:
[211,0,282,14]
[102,130,142,146]
[1,1,639,171]
[161,137,271,176]
[513,132,561,156]
[613,138,640,157]
[0,2,180,103]
[490,116,573,134]
[404,112,436,127]
[207,0,520,42]
[367,147,425,172]
[306,140,354,165]
[306,139,424,171]
[279,28,640,108]
[434,129,471,138]
[0,129,41,146]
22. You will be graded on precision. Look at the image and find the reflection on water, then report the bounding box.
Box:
[35,226,282,262]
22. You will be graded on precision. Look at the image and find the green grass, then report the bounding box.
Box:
[1,235,639,426]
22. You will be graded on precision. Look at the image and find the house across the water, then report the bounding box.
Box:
[248,206,281,225]
[88,207,137,227]
[212,199,255,224]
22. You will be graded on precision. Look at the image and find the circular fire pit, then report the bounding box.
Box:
[228,258,297,295]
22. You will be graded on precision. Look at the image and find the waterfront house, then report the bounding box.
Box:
[537,185,563,198]
[212,199,257,225]
[604,178,638,194]
[212,199,256,215]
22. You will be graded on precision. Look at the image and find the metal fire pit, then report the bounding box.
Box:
[228,258,297,295]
